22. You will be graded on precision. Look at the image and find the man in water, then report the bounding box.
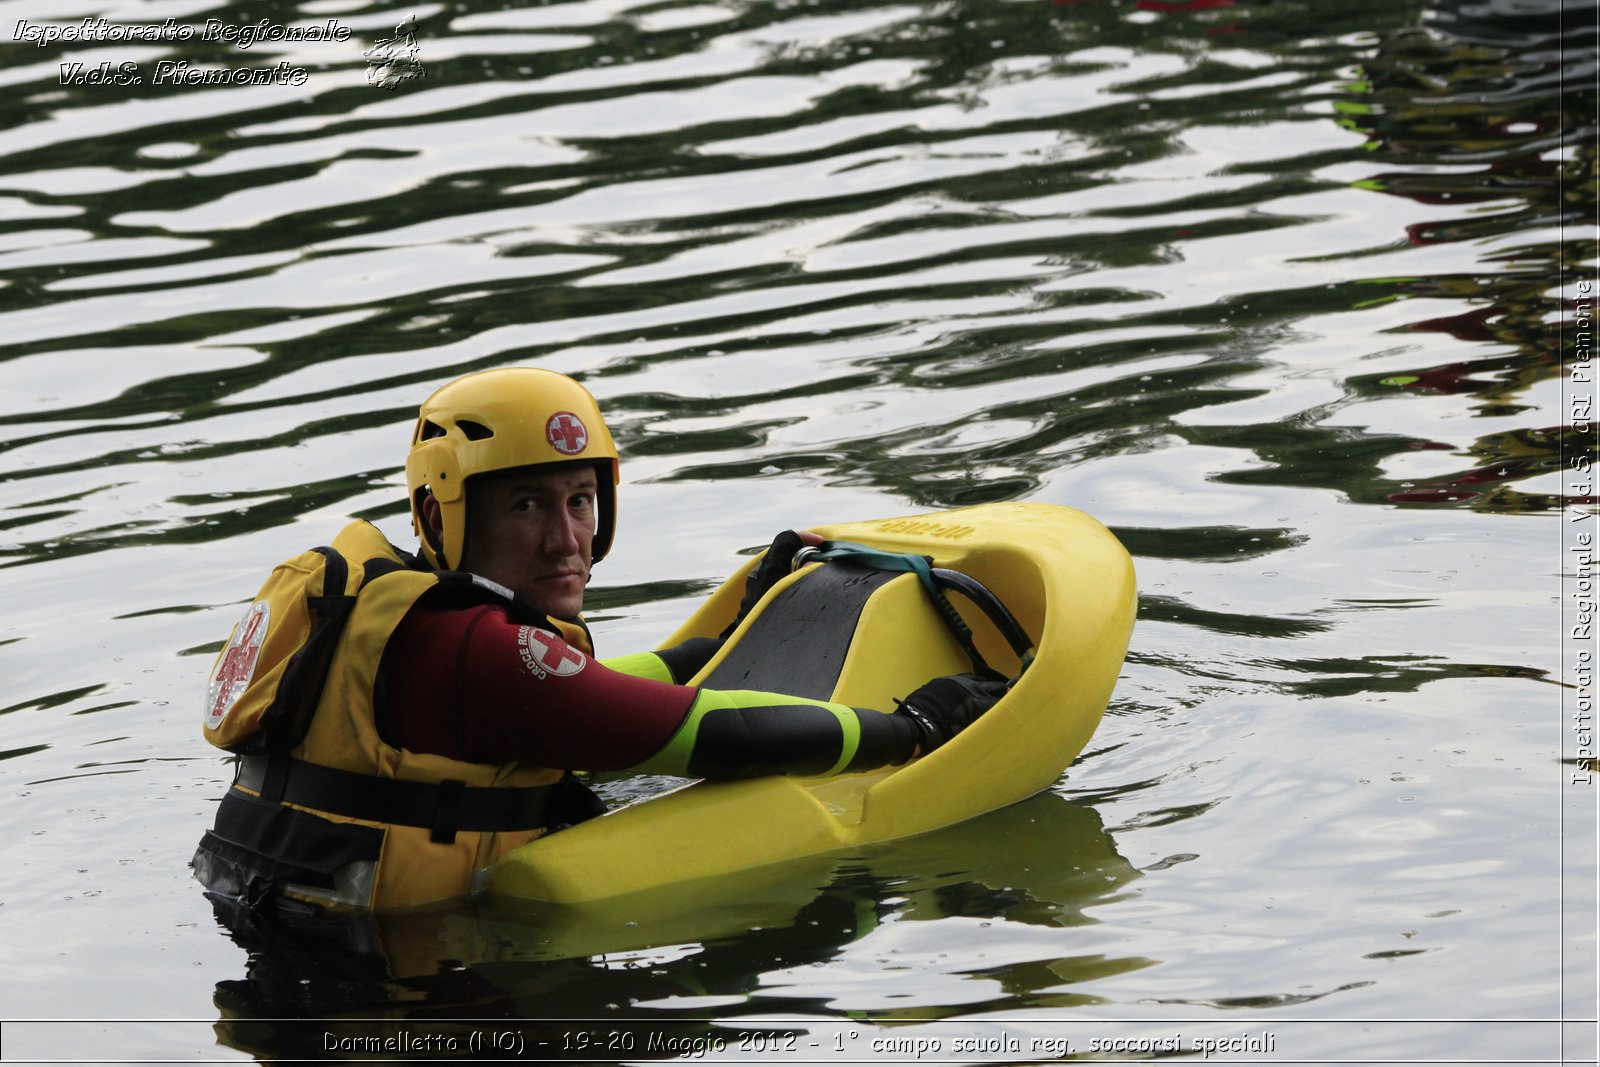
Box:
[193,367,1004,911]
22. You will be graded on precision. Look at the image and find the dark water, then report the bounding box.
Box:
[0,0,1595,1062]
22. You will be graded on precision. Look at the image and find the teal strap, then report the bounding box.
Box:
[806,541,997,678]
[808,542,939,599]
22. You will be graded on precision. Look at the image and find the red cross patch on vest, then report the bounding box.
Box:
[205,601,270,730]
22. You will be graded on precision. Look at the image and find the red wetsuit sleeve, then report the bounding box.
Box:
[382,603,697,770]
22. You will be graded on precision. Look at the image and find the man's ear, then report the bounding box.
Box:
[416,488,446,561]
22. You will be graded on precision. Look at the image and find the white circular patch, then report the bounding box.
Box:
[545,411,589,455]
[517,627,588,679]
[204,600,270,730]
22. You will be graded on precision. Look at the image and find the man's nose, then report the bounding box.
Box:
[544,509,580,555]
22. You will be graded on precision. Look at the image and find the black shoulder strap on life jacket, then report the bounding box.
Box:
[254,546,422,756]
[247,553,605,843]
[251,546,356,756]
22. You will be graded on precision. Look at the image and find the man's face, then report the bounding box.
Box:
[459,465,598,619]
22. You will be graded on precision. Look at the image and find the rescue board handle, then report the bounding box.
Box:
[793,542,1036,680]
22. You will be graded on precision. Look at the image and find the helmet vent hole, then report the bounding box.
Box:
[420,420,447,441]
[457,420,494,441]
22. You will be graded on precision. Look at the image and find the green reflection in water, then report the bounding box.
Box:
[206,791,1148,1056]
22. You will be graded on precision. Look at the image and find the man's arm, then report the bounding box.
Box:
[383,603,994,778]
[626,687,921,778]
[600,636,721,684]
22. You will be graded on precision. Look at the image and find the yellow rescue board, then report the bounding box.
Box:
[488,502,1136,904]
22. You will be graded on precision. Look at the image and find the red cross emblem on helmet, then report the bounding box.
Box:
[522,629,587,678]
[546,411,588,455]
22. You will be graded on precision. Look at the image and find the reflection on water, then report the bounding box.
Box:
[0,0,1591,567]
[0,0,1593,1059]
[1340,0,1596,513]
[210,794,1141,1057]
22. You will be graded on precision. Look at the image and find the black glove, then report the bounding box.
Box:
[895,673,1009,754]
[720,530,817,638]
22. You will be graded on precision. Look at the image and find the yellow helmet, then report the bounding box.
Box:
[405,368,620,570]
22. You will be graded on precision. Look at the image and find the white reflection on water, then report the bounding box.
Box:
[0,0,1591,1058]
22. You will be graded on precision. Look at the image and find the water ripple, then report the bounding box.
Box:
[0,0,1591,1049]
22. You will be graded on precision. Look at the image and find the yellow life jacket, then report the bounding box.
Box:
[193,520,602,911]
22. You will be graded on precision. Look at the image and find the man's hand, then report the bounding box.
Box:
[895,673,1009,754]
[721,529,823,638]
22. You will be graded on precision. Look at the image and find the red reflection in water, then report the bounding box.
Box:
[1137,0,1236,9]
